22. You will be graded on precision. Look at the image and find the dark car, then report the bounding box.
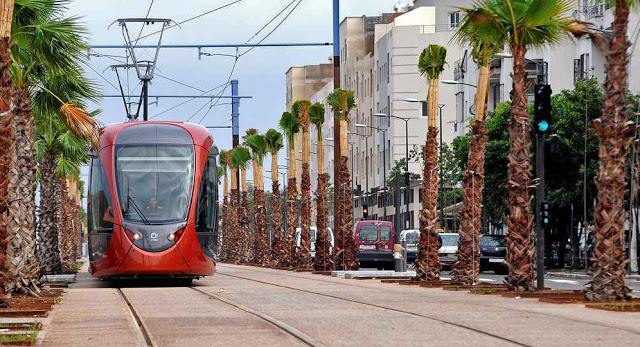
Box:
[480,234,507,274]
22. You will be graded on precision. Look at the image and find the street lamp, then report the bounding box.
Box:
[355,123,389,220]
[374,112,412,230]
[442,79,478,88]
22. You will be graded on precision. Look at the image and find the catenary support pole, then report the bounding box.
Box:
[231,79,240,204]
[404,120,410,229]
[439,105,444,227]
[332,0,341,240]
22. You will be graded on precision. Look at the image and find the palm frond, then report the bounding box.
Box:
[279,111,299,146]
[246,134,267,166]
[231,146,251,169]
[216,167,224,184]
[219,149,228,170]
[265,128,284,154]
[327,89,356,122]
[242,128,259,144]
[418,44,447,80]
[309,102,325,138]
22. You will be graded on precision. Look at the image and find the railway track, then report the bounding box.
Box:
[218,265,640,337]
[216,272,528,347]
[116,285,319,347]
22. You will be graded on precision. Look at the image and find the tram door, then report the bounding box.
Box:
[87,154,115,261]
[195,146,219,260]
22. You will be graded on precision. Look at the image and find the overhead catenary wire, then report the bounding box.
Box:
[138,0,244,41]
[149,80,231,119]
[244,0,297,44]
[240,0,305,58]
[133,0,155,46]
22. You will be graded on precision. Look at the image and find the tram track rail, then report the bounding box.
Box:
[189,287,319,346]
[219,265,640,337]
[216,272,528,347]
[117,288,156,347]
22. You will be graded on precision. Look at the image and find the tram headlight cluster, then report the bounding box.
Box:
[168,233,176,241]
[134,232,142,241]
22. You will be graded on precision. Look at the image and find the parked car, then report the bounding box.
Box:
[295,227,334,260]
[438,233,459,270]
[399,229,419,262]
[480,234,507,274]
[354,221,395,269]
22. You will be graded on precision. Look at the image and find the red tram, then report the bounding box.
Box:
[87,121,218,282]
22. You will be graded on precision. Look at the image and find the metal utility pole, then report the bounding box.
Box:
[231,79,240,204]
[332,0,341,235]
[438,104,445,228]
[404,120,410,229]
[536,134,546,290]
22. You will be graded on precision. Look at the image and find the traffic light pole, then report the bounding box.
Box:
[536,133,546,290]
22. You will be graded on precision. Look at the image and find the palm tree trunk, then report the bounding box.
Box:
[417,127,441,281]
[5,86,40,296]
[314,173,332,271]
[36,152,62,275]
[585,0,633,301]
[283,148,297,268]
[505,45,536,291]
[336,119,358,270]
[270,179,284,267]
[299,156,312,268]
[59,180,76,273]
[452,63,491,285]
[451,121,487,285]
[239,169,251,263]
[0,31,15,294]
[228,167,240,263]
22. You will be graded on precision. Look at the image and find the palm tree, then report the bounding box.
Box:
[472,0,575,291]
[279,111,300,268]
[243,128,259,261]
[309,102,331,270]
[35,115,89,275]
[265,128,284,267]
[327,88,358,270]
[225,149,241,263]
[218,149,229,261]
[450,8,505,286]
[292,100,313,269]
[584,0,639,301]
[4,0,97,295]
[416,44,447,282]
[0,0,16,296]
[246,133,269,266]
[232,146,252,263]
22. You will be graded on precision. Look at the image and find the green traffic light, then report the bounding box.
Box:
[538,120,549,132]
[544,218,549,224]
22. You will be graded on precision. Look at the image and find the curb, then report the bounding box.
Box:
[547,272,640,281]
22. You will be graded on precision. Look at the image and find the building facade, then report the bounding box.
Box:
[286,0,640,231]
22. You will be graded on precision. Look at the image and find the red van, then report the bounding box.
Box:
[354,221,395,269]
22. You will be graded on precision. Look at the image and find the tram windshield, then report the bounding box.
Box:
[115,145,194,224]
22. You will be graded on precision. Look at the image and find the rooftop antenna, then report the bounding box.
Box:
[108,18,176,121]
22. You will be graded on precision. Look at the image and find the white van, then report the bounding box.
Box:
[295,227,334,259]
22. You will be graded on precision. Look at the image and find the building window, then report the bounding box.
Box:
[449,11,461,29]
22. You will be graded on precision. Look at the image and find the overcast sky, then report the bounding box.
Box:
[71,0,400,192]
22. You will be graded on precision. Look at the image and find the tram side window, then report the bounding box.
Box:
[196,155,218,260]
[88,157,114,260]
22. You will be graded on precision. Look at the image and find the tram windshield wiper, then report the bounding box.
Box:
[125,195,151,225]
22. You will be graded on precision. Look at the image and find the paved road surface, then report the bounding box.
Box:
[43,264,640,346]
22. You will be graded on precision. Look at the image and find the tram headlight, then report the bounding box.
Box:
[134,232,142,241]
[168,233,176,241]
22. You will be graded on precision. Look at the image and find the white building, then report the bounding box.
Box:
[288,0,640,231]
